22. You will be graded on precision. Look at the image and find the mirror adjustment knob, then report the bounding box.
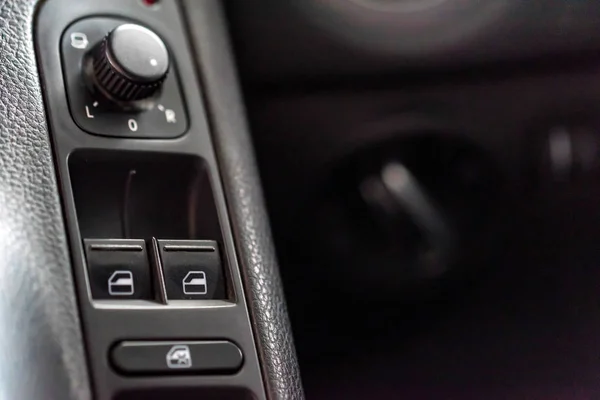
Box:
[87,23,169,103]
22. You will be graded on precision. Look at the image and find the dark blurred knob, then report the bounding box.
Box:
[361,162,454,280]
[309,136,504,301]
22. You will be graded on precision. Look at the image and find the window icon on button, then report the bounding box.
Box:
[166,345,192,369]
[108,270,135,296]
[182,271,207,295]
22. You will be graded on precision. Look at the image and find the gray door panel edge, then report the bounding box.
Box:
[180,1,304,399]
[0,0,91,399]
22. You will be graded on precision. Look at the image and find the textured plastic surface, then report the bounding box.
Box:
[0,0,92,399]
[181,1,305,399]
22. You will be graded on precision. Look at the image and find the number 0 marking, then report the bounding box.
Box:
[128,119,138,132]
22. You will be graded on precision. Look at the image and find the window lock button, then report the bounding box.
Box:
[111,340,243,375]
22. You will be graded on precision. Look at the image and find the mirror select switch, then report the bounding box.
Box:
[157,240,226,300]
[84,239,153,300]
